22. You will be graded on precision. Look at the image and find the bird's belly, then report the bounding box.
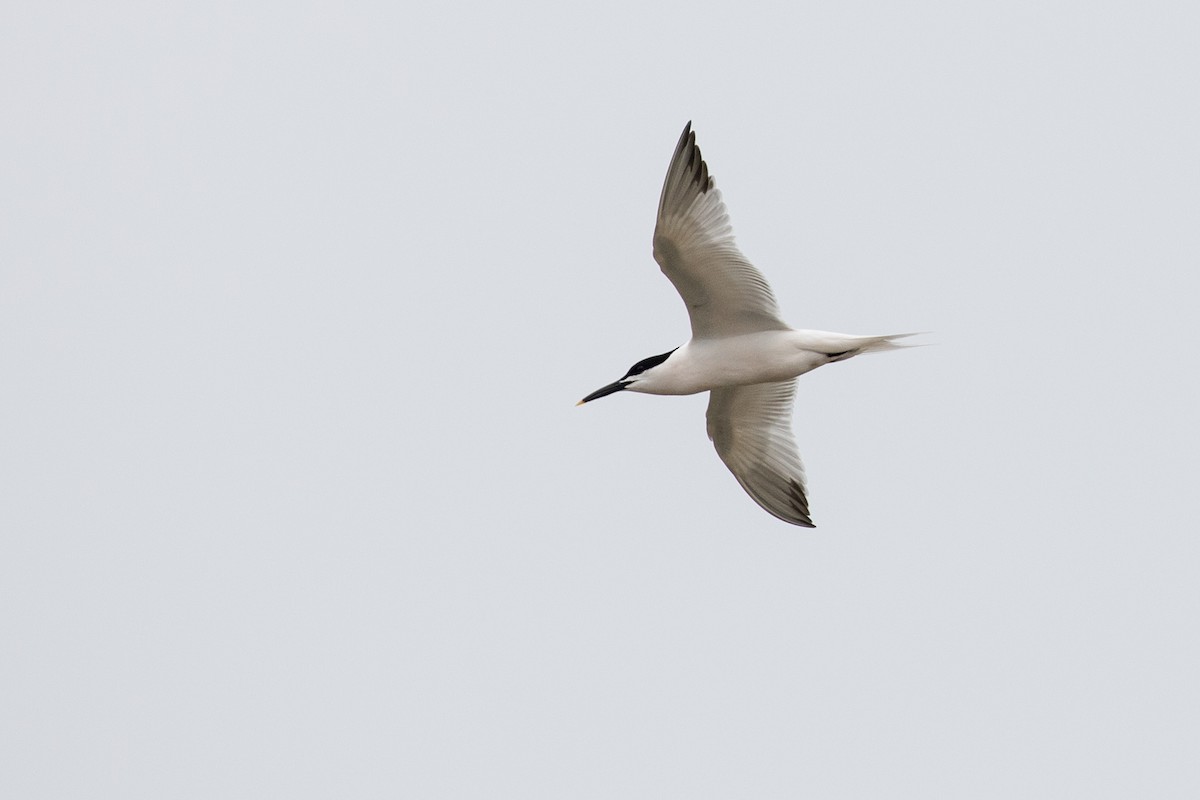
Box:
[665,336,826,394]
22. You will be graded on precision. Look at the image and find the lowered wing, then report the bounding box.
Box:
[706,380,814,527]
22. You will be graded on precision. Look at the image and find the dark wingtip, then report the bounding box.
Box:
[788,479,814,527]
[677,122,710,194]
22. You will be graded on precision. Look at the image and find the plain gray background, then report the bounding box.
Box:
[3,1,1198,797]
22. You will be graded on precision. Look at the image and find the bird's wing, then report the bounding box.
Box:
[706,380,814,527]
[653,122,789,339]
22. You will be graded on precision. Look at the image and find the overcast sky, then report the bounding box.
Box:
[3,1,1198,797]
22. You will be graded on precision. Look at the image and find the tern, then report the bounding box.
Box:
[578,122,915,527]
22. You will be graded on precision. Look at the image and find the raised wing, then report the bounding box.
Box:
[706,380,814,527]
[653,122,789,339]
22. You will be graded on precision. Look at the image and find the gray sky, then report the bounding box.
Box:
[3,1,1198,797]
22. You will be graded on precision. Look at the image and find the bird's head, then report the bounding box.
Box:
[577,348,678,405]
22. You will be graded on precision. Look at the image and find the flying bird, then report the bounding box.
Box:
[578,122,915,527]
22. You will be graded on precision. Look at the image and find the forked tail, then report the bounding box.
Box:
[817,332,923,362]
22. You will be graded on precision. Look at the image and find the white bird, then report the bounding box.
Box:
[578,122,916,527]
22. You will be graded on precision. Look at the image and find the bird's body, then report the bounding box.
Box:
[624,330,906,397]
[579,122,915,527]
